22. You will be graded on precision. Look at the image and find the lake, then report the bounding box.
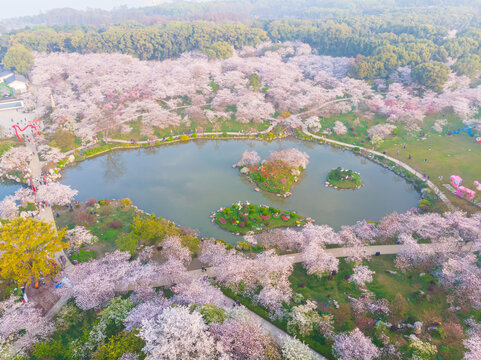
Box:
[57,139,419,243]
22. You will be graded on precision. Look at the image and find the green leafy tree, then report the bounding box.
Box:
[93,331,146,360]
[198,304,227,324]
[115,233,139,254]
[249,73,262,92]
[411,62,449,93]
[204,41,233,59]
[3,44,33,75]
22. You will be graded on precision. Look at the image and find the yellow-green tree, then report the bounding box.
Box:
[2,44,34,75]
[0,218,66,286]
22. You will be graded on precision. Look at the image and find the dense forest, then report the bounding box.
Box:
[3,6,481,86]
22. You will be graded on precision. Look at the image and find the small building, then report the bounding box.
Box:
[0,68,13,83]
[5,74,27,93]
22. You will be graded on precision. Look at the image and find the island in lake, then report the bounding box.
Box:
[213,202,308,235]
[326,167,362,189]
[235,148,309,197]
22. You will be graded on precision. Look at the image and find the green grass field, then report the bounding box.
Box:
[317,111,481,212]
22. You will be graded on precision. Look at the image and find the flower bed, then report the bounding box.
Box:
[213,202,306,235]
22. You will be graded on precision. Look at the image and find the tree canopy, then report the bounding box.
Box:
[0,218,66,286]
[2,44,33,74]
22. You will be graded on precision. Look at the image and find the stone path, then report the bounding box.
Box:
[26,142,72,269]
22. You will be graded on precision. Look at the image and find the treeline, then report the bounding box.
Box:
[3,0,481,30]
[6,23,268,61]
[3,4,481,87]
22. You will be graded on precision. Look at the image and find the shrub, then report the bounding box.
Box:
[180,135,190,141]
[223,208,231,215]
[93,331,145,360]
[98,200,106,206]
[235,241,252,251]
[353,146,360,151]
[86,198,97,206]
[216,239,227,246]
[121,198,132,207]
[70,249,96,263]
[418,199,432,209]
[110,220,122,229]
[241,215,248,221]
[198,304,227,325]
[115,233,139,254]
[238,222,245,228]
[105,199,111,205]
[191,133,198,138]
[219,217,227,224]
[74,211,95,226]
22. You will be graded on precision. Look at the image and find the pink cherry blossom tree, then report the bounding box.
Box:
[58,250,164,310]
[35,182,78,206]
[0,196,18,220]
[0,146,32,174]
[65,226,98,252]
[138,306,226,360]
[349,265,375,287]
[266,148,310,169]
[0,295,54,351]
[333,328,380,360]
[211,317,277,360]
[333,121,348,135]
[237,150,260,166]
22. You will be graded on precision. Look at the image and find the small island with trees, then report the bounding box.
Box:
[326,167,362,189]
[235,148,309,197]
[213,202,308,235]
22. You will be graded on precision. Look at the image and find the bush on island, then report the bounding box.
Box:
[110,220,122,229]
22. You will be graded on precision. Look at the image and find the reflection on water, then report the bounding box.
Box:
[103,152,126,183]
[58,138,419,244]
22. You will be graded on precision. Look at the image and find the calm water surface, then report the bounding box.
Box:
[57,139,419,243]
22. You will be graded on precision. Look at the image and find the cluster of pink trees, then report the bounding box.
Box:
[138,306,226,360]
[333,328,380,360]
[267,148,310,169]
[464,319,481,360]
[237,150,261,166]
[22,42,376,141]
[57,250,165,310]
[0,146,32,174]
[0,295,54,351]
[367,123,397,140]
[349,265,375,287]
[211,317,278,360]
[199,241,292,318]
[65,226,97,252]
[35,182,78,206]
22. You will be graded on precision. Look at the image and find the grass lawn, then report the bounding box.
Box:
[55,200,137,258]
[317,110,481,212]
[214,202,306,235]
[378,114,481,212]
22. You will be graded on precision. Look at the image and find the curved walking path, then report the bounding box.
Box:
[300,124,456,211]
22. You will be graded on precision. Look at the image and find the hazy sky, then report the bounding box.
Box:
[1,0,159,20]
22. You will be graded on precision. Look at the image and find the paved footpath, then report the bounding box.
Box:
[26,142,72,269]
